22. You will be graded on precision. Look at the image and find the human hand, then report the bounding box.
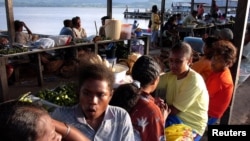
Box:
[155,97,165,108]
[162,104,171,121]
[154,97,171,119]
[0,37,9,45]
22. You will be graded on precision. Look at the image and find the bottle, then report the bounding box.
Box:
[101,54,110,68]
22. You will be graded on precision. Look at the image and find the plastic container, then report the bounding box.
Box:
[107,57,117,65]
[105,19,122,40]
[135,31,142,37]
[112,64,129,83]
[120,24,132,39]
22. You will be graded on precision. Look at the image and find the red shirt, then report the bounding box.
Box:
[206,68,234,118]
[130,93,165,141]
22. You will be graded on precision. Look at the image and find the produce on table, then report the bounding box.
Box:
[0,46,28,55]
[37,82,78,107]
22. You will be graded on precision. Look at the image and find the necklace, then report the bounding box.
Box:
[177,68,190,80]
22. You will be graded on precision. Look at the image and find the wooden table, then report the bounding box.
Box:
[177,25,214,37]
[177,23,235,37]
[0,36,150,102]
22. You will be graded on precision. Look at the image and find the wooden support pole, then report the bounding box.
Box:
[220,0,250,125]
[5,0,15,47]
[159,0,165,47]
[0,57,9,102]
[107,0,112,19]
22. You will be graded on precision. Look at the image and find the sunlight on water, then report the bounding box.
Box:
[0,7,150,36]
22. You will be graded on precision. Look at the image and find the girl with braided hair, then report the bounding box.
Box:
[110,55,170,141]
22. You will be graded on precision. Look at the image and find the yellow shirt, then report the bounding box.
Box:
[156,69,209,136]
[151,13,160,31]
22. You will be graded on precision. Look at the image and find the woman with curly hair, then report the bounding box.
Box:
[206,40,237,125]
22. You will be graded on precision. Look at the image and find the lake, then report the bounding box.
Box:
[0,7,150,36]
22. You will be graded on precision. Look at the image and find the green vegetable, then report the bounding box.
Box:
[37,82,78,106]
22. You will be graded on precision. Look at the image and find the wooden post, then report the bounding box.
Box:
[225,0,229,16]
[159,0,165,47]
[36,53,43,86]
[144,36,149,55]
[191,0,194,12]
[5,0,15,47]
[0,57,9,102]
[107,0,112,19]
[220,0,250,125]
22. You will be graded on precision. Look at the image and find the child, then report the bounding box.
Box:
[110,55,170,141]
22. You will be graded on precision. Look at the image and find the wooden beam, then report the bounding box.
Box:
[0,57,9,102]
[5,0,15,46]
[191,0,194,12]
[107,0,112,19]
[159,0,165,47]
[220,0,250,125]
[225,0,229,15]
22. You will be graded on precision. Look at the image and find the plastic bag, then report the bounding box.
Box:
[34,38,55,49]
[165,124,193,141]
[49,35,72,46]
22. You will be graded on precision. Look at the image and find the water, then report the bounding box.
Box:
[0,7,150,36]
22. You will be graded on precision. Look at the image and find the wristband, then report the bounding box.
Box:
[63,123,71,138]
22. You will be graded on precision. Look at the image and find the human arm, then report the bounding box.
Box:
[82,28,87,38]
[52,119,90,141]
[168,105,180,115]
[22,22,32,34]
[155,97,171,120]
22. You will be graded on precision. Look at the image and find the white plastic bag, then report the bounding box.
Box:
[34,38,55,49]
[49,35,72,46]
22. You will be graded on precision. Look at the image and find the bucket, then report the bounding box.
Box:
[135,31,142,37]
[120,24,132,40]
[105,19,122,40]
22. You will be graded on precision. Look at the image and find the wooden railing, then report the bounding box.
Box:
[0,36,149,102]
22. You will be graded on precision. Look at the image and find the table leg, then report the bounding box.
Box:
[36,53,43,86]
[0,57,9,102]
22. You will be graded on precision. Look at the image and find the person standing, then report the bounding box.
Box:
[197,4,204,20]
[150,5,161,49]
[210,0,219,19]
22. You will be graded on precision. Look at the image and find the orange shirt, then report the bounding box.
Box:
[191,57,212,81]
[205,68,234,118]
